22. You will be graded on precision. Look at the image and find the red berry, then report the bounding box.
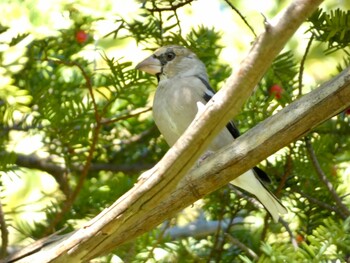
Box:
[296,234,304,244]
[75,30,89,44]
[345,108,350,115]
[269,84,284,100]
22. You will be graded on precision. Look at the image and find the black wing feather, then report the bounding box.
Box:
[197,75,240,139]
[226,122,240,139]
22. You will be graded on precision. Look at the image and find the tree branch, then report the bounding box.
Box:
[14,153,153,190]
[15,154,70,197]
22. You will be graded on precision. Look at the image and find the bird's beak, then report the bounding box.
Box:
[135,55,162,75]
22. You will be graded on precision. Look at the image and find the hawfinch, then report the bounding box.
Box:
[136,45,287,222]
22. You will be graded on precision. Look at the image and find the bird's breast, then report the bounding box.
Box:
[152,79,199,146]
[152,77,234,151]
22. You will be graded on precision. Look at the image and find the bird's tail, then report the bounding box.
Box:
[230,170,287,222]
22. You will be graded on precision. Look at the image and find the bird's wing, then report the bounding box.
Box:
[186,75,286,220]
[196,75,270,183]
[196,75,240,139]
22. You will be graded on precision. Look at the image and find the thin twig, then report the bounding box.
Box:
[173,8,182,36]
[101,107,152,125]
[263,150,293,242]
[293,189,343,215]
[225,233,258,260]
[229,186,263,210]
[279,218,299,249]
[298,34,314,97]
[158,4,164,45]
[275,150,293,197]
[206,189,242,262]
[103,20,125,39]
[145,220,171,261]
[305,137,350,218]
[214,202,242,260]
[42,58,100,122]
[261,213,270,241]
[45,129,101,235]
[206,196,225,263]
[42,58,102,234]
[145,0,194,13]
[223,0,257,37]
[115,125,157,146]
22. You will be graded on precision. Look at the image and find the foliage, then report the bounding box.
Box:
[309,8,350,53]
[0,0,349,262]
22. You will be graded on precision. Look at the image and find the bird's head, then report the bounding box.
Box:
[135,45,207,80]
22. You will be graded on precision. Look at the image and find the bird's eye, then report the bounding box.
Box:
[165,51,175,61]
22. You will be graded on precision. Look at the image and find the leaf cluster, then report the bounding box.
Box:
[309,8,350,53]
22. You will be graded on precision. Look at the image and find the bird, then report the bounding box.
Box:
[135,45,287,222]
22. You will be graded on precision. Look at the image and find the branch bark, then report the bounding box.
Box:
[14,154,153,197]
[15,154,153,177]
[5,0,330,261]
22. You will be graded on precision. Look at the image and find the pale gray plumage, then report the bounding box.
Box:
[136,45,287,222]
